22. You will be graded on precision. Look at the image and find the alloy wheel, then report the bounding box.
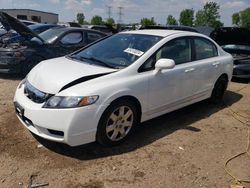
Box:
[105,106,134,141]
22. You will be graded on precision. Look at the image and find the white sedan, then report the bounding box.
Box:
[14,30,233,146]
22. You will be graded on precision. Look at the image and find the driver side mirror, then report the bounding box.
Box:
[155,58,175,72]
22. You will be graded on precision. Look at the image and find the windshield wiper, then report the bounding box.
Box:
[78,56,115,69]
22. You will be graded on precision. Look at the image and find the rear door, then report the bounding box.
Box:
[190,37,221,95]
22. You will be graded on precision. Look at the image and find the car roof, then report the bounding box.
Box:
[140,25,199,33]
[31,23,58,26]
[88,25,108,28]
[50,26,107,34]
[121,29,186,37]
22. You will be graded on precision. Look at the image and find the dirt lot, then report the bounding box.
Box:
[0,76,250,188]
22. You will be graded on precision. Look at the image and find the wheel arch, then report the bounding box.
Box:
[96,95,143,145]
[212,73,229,89]
[105,95,142,123]
[219,73,229,81]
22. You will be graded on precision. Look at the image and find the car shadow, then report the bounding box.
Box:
[33,90,242,160]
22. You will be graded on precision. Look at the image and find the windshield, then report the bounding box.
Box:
[39,28,64,43]
[222,44,250,52]
[69,33,162,69]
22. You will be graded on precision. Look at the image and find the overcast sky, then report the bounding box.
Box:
[0,0,249,25]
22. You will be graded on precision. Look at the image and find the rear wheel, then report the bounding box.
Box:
[210,75,228,104]
[96,100,138,146]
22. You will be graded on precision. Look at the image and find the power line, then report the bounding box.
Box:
[106,6,112,19]
[117,6,123,24]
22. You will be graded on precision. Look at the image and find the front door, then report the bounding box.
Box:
[140,37,195,115]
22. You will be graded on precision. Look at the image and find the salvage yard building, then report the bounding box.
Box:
[0,9,58,24]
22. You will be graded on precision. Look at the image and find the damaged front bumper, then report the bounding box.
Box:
[233,64,250,78]
[232,56,250,78]
[0,52,24,73]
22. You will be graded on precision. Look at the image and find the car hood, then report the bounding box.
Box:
[0,12,44,43]
[210,27,250,46]
[27,57,116,94]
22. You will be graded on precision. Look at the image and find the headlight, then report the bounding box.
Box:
[18,78,26,89]
[43,95,99,108]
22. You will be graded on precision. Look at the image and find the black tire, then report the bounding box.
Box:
[210,75,228,104]
[96,99,138,146]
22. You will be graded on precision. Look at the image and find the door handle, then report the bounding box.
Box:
[185,68,195,73]
[212,62,220,66]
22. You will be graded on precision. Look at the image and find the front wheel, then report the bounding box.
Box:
[96,100,138,146]
[210,76,228,104]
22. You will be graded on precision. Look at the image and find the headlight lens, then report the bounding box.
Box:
[43,95,99,108]
[18,78,26,89]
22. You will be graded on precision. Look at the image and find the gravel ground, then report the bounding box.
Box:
[0,75,250,188]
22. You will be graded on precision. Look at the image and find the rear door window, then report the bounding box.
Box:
[194,37,218,60]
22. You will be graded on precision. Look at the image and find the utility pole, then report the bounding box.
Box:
[107,6,112,19]
[117,6,123,24]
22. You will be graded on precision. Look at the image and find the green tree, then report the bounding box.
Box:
[167,15,178,25]
[179,9,194,26]
[106,18,115,26]
[240,8,250,28]
[194,2,223,29]
[232,13,240,26]
[91,15,103,25]
[140,17,156,27]
[232,8,250,28]
[194,10,206,26]
[77,13,85,25]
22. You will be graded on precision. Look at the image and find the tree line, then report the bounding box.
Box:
[77,13,114,26]
[76,1,250,29]
[141,2,223,29]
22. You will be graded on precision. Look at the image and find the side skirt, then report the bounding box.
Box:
[141,90,212,122]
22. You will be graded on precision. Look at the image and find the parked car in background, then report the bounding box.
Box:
[19,19,37,26]
[140,25,200,33]
[210,27,250,78]
[28,23,61,34]
[0,12,107,75]
[58,22,82,28]
[0,23,61,44]
[14,29,233,147]
[0,24,6,36]
[83,25,117,35]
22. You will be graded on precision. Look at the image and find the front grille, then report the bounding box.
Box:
[24,81,52,103]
